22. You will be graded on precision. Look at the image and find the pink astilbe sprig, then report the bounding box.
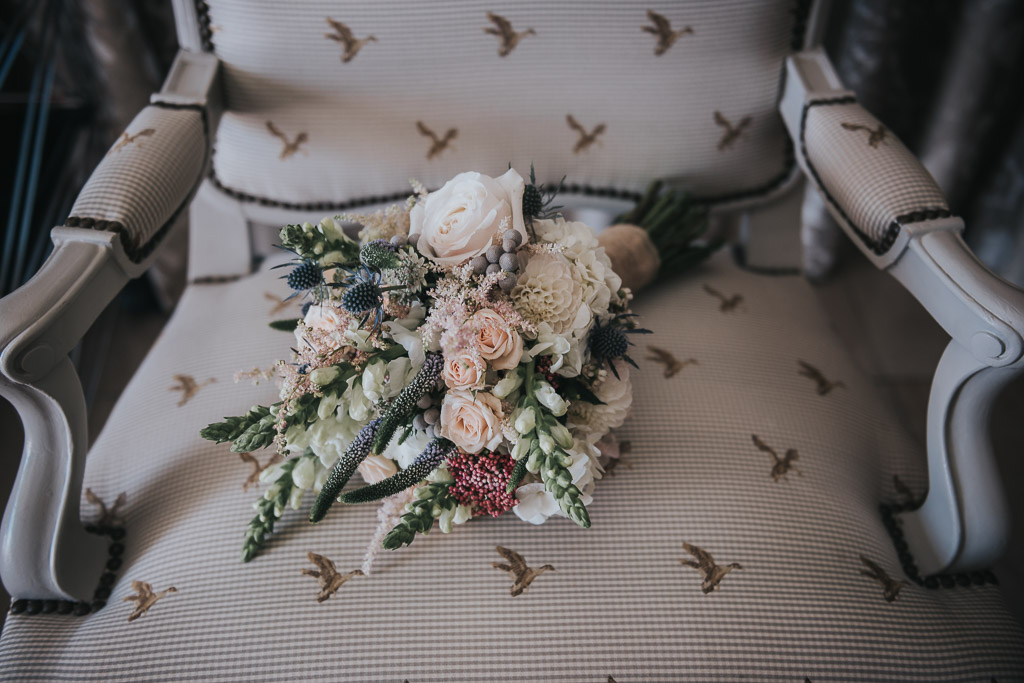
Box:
[361,487,417,575]
[421,265,537,361]
[447,449,518,517]
[233,365,277,385]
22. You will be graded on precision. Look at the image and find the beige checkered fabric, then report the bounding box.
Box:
[802,99,949,254]
[202,0,802,208]
[68,104,208,252]
[2,250,1021,681]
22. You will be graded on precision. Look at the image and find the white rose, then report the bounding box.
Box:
[409,169,527,266]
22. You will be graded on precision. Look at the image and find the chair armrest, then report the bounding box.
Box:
[781,48,1024,575]
[0,50,219,601]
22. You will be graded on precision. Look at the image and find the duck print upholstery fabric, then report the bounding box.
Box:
[200,0,803,209]
[2,249,1022,681]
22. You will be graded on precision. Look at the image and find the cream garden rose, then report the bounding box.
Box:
[295,302,347,348]
[438,389,504,453]
[357,453,398,484]
[409,169,527,266]
[472,308,523,370]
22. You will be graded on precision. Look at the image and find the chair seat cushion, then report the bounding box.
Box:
[2,250,1022,681]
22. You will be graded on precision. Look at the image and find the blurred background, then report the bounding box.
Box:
[0,0,1023,618]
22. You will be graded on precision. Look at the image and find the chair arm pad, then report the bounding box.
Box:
[64,101,210,268]
[797,96,949,257]
[780,48,951,267]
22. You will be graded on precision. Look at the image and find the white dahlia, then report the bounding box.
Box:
[512,252,587,334]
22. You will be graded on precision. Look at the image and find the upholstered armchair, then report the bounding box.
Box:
[1,1,1022,679]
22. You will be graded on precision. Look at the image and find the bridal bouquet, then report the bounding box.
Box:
[201,167,713,565]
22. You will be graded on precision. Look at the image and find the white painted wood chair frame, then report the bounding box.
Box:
[2,40,1022,601]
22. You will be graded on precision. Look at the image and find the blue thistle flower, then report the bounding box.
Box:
[286,260,322,291]
[588,316,651,378]
[334,263,406,333]
[342,279,383,314]
[523,163,565,229]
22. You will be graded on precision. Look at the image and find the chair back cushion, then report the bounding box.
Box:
[190,0,811,210]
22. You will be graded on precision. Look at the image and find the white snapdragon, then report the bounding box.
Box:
[343,322,376,352]
[361,357,415,404]
[345,376,373,421]
[512,436,533,460]
[513,406,536,434]
[492,370,523,399]
[382,301,427,367]
[291,456,318,490]
[523,321,588,378]
[318,216,351,244]
[534,380,568,416]
[548,422,574,449]
[317,391,339,421]
[307,416,352,468]
[309,365,339,387]
[283,423,310,454]
[439,503,473,533]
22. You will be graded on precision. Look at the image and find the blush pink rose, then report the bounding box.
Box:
[472,309,524,371]
[438,390,504,454]
[443,352,485,390]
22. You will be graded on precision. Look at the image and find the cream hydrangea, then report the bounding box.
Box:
[567,360,633,442]
[382,427,434,470]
